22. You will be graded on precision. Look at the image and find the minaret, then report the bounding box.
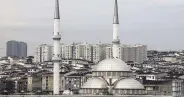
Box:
[53,0,61,95]
[112,0,120,59]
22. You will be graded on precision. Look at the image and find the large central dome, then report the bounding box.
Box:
[92,58,131,72]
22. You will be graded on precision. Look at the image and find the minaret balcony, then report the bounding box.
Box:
[53,35,61,40]
[112,39,120,44]
[52,54,61,61]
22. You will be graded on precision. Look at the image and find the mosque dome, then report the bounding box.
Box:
[92,58,131,72]
[81,77,108,89]
[114,78,144,89]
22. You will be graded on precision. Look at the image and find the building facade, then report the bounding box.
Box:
[35,43,147,64]
[75,44,85,59]
[19,42,27,58]
[83,44,93,62]
[92,44,106,63]
[61,43,106,63]
[27,75,42,93]
[62,44,73,59]
[42,73,65,94]
[34,44,52,63]
[106,44,147,64]
[6,40,27,58]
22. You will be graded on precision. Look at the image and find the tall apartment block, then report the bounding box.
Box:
[6,40,27,58]
[34,44,52,63]
[106,44,147,64]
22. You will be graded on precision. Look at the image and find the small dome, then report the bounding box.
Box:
[114,78,144,89]
[92,58,131,72]
[81,77,108,89]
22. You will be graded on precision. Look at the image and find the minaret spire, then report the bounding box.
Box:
[54,0,60,19]
[112,0,120,59]
[53,0,61,95]
[113,0,119,24]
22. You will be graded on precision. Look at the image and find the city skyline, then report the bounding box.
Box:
[0,0,184,56]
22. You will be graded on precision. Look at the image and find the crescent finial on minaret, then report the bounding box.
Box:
[54,0,60,19]
[113,0,119,24]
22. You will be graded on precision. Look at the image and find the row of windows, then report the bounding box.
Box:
[80,89,145,95]
[80,89,107,95]
[92,72,132,77]
[113,89,145,95]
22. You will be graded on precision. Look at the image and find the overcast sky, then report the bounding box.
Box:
[0,0,184,56]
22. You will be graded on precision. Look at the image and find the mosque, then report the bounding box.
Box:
[79,59,146,95]
[53,0,146,95]
[79,0,146,95]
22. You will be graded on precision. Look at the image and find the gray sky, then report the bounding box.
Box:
[0,0,184,56]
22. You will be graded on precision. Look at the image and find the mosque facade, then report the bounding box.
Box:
[79,0,146,95]
[79,59,146,95]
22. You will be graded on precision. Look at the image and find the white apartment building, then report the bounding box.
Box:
[92,44,106,63]
[61,44,65,59]
[106,45,123,60]
[34,44,52,63]
[42,43,147,64]
[84,44,93,62]
[75,43,85,59]
[123,44,147,63]
[63,44,73,59]
[60,43,106,63]
[106,46,113,59]
[106,44,147,64]
[61,43,86,60]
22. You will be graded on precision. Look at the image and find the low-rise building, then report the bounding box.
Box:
[64,70,91,93]
[163,56,177,63]
[42,72,66,94]
[136,73,168,81]
[27,74,42,93]
[17,77,27,93]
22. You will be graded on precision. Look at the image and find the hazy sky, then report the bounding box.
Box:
[0,0,184,56]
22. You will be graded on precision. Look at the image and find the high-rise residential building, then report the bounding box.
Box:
[62,44,73,59]
[106,44,147,64]
[60,44,65,59]
[92,44,106,63]
[61,43,86,60]
[84,44,93,62]
[6,40,27,58]
[60,43,107,63]
[7,41,19,57]
[19,42,27,58]
[106,45,122,60]
[34,44,52,63]
[122,44,147,64]
[106,46,113,59]
[59,43,147,64]
[75,43,85,59]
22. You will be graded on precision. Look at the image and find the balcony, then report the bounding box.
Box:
[112,39,120,44]
[53,34,61,40]
[52,54,61,61]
